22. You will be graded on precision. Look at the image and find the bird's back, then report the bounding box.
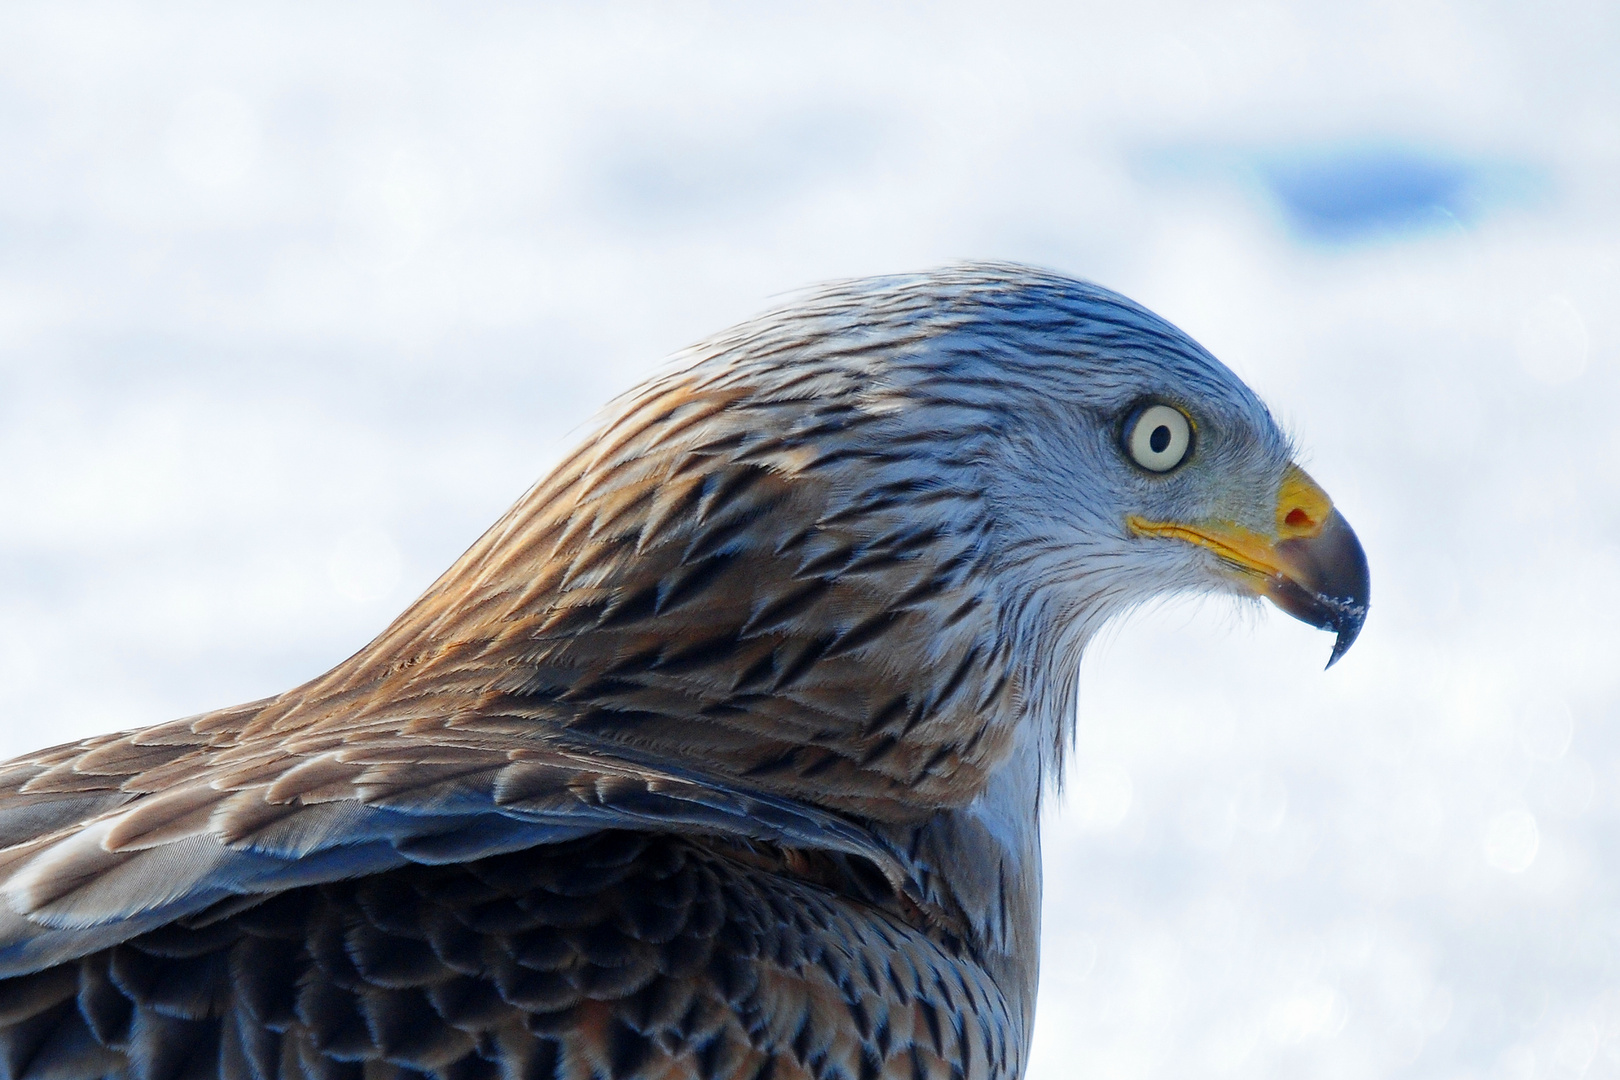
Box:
[0,830,1017,1080]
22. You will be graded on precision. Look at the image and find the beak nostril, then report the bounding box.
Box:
[1284,508,1312,529]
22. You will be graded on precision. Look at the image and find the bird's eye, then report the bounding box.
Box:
[1125,404,1193,472]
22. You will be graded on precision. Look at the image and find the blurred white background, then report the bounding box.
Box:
[1,3,1616,1078]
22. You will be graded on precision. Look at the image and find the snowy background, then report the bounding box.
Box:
[1,3,1617,1078]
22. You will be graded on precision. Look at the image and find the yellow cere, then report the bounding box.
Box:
[1276,464,1333,540]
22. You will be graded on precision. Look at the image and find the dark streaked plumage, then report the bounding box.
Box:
[0,833,1014,1080]
[0,264,1367,1080]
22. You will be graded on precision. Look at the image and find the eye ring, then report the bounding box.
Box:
[1124,403,1194,472]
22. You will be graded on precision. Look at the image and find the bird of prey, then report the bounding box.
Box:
[0,264,1367,1080]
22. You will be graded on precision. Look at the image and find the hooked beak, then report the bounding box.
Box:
[1128,465,1370,667]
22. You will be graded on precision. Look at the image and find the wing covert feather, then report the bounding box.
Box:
[0,718,925,977]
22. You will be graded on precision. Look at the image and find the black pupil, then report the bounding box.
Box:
[1149,424,1172,454]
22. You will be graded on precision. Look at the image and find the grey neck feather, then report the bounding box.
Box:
[868,703,1049,1073]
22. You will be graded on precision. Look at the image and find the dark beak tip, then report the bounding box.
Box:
[1323,601,1368,669]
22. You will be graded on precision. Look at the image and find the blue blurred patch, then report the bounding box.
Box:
[1139,141,1546,244]
[1257,147,1474,240]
